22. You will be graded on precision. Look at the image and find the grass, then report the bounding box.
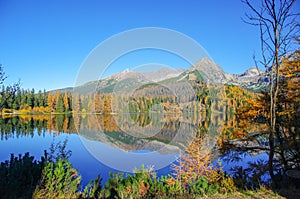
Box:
[197,187,284,199]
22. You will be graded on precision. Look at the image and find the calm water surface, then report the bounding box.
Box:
[0,114,189,186]
[0,114,268,186]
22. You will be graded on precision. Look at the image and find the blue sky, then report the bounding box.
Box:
[1,0,297,91]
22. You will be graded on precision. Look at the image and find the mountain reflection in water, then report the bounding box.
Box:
[0,112,263,186]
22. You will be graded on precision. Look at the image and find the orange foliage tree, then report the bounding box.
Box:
[231,50,300,171]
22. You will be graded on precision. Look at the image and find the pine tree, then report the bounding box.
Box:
[0,86,7,109]
[27,89,34,108]
[6,86,13,108]
[20,90,27,107]
[67,92,72,111]
[43,89,47,107]
[12,88,21,109]
[36,90,45,107]
[56,94,65,113]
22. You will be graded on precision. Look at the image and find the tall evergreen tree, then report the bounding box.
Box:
[43,89,47,107]
[67,92,72,111]
[36,90,43,107]
[27,89,34,108]
[56,94,65,113]
[20,90,27,107]
[12,88,21,110]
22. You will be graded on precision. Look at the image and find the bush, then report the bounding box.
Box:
[33,158,81,199]
[0,152,46,199]
[101,166,154,198]
[83,175,102,198]
[83,165,235,199]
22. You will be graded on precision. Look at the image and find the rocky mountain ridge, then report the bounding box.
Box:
[227,67,269,91]
[59,57,268,94]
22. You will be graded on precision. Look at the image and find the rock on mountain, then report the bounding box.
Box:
[233,67,262,81]
[142,67,184,82]
[228,67,269,91]
[189,57,230,84]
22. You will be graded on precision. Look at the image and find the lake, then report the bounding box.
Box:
[0,113,268,187]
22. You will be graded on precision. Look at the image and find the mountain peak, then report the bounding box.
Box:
[227,66,268,90]
[242,67,261,76]
[122,68,131,73]
[198,57,217,65]
[189,57,228,84]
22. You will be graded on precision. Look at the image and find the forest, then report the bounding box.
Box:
[0,81,253,117]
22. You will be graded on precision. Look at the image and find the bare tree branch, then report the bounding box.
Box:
[242,0,299,182]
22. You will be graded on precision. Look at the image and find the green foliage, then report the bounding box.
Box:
[82,165,236,199]
[83,175,102,198]
[99,166,155,198]
[184,174,236,197]
[55,94,65,113]
[33,158,81,199]
[0,137,78,199]
[0,86,72,113]
[161,175,184,197]
[47,137,72,162]
[0,152,45,199]
[27,88,35,108]
[189,176,214,196]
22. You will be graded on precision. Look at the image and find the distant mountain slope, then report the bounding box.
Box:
[227,67,269,91]
[142,67,184,82]
[54,57,268,94]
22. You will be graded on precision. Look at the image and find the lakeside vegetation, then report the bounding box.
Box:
[0,0,299,198]
[0,136,287,199]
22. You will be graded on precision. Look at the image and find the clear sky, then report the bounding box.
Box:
[1,0,298,91]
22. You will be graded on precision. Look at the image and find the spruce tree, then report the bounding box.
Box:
[27,89,34,108]
[55,94,65,113]
[20,90,27,107]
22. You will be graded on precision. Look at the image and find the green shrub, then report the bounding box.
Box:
[82,165,236,198]
[83,175,102,198]
[33,159,81,199]
[99,165,160,198]
[0,152,45,199]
